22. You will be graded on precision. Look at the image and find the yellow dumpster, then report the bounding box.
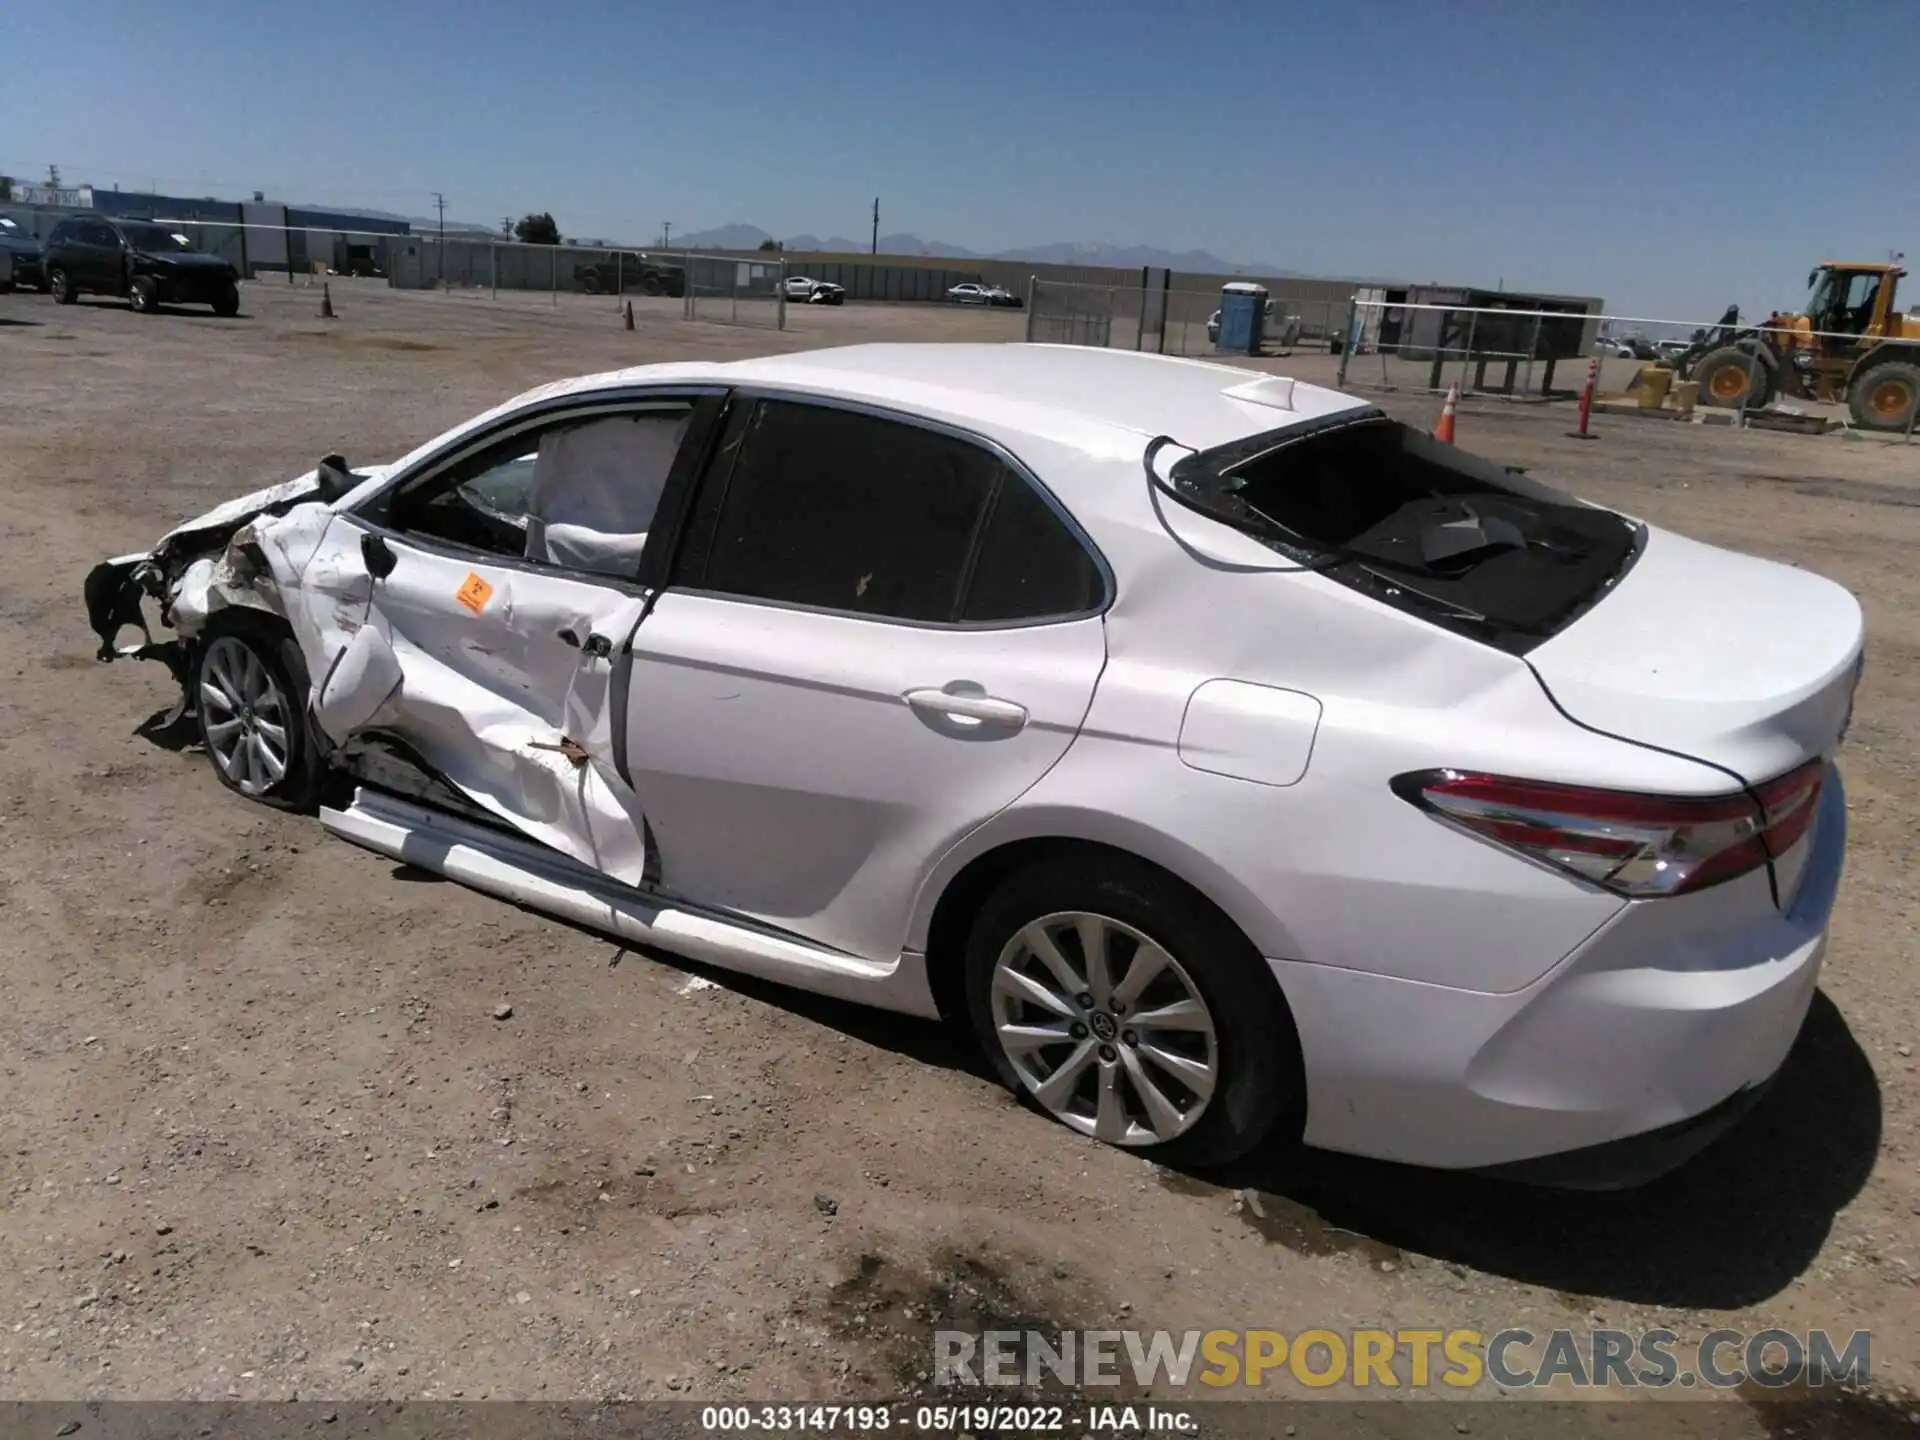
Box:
[1637,365,1675,410]
[1671,380,1700,417]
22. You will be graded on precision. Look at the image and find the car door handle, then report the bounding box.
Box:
[902,688,1029,728]
[557,627,613,658]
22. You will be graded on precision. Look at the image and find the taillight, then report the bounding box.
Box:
[1391,761,1825,897]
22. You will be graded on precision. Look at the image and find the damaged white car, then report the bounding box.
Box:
[87,344,1863,1184]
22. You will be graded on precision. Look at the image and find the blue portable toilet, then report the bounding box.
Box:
[1216,281,1268,356]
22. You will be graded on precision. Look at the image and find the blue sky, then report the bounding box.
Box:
[5,0,1915,318]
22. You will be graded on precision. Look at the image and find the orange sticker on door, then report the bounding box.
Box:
[455,571,495,614]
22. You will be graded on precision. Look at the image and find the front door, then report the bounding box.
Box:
[330,395,709,886]
[623,396,1110,962]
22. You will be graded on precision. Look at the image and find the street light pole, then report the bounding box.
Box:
[871,197,879,255]
[433,192,446,290]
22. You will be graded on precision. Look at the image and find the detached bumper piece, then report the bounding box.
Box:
[83,556,191,699]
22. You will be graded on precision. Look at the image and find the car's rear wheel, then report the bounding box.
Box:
[963,854,1304,1167]
[194,616,321,811]
[211,282,240,318]
[49,267,77,304]
[129,278,158,314]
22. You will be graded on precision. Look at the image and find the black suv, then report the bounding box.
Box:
[43,216,240,316]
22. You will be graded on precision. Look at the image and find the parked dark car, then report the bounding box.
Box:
[0,216,48,292]
[43,216,240,316]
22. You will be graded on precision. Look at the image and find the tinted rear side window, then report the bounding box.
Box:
[700,400,999,622]
[962,472,1102,622]
[684,400,1105,625]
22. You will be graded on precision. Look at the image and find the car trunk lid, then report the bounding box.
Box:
[1524,525,1864,787]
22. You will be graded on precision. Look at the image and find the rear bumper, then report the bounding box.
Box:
[1275,764,1846,1183]
[1471,1074,1774,1190]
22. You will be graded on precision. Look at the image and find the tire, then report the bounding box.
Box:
[581,272,601,295]
[211,283,240,318]
[962,853,1305,1168]
[1693,345,1773,409]
[192,613,322,812]
[49,267,77,304]
[642,275,663,297]
[1847,358,1920,433]
[129,277,158,314]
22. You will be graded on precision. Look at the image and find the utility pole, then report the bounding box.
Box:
[871,197,879,255]
[662,221,671,249]
[433,192,447,290]
[47,163,61,188]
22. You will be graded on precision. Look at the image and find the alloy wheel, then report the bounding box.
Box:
[990,910,1219,1146]
[200,635,292,795]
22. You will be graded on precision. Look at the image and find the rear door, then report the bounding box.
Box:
[622,395,1109,962]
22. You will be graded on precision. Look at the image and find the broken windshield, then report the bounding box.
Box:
[1165,414,1643,654]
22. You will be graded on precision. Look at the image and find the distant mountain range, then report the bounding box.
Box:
[670,222,1310,276]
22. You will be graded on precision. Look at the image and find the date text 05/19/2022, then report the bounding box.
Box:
[699,1402,1199,1433]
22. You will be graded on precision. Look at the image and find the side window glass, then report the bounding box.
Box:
[388,406,692,574]
[961,474,1103,622]
[697,401,998,622]
[399,450,540,558]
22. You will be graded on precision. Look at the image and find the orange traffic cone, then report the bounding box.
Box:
[622,300,634,331]
[1433,382,1458,444]
[320,282,336,319]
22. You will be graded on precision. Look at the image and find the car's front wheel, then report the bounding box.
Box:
[963,854,1304,1167]
[211,282,240,318]
[193,615,321,810]
[49,267,77,304]
[129,277,158,313]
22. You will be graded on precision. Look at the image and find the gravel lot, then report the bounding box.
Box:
[2,278,1916,1431]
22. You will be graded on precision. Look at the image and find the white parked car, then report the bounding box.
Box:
[86,345,1861,1183]
[946,282,1021,308]
[782,275,844,305]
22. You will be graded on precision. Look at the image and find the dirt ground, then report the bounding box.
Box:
[2,278,1917,1430]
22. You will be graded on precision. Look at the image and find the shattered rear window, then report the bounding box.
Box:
[1169,414,1643,654]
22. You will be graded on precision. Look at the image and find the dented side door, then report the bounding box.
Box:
[335,524,657,886]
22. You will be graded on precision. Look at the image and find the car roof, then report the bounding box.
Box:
[689,344,1367,452]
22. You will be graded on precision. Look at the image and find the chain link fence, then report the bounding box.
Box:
[1026,279,1348,358]
[1334,297,1599,401]
[1336,298,1920,438]
[680,253,785,330]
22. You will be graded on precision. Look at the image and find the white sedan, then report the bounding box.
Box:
[782,275,844,305]
[85,345,1861,1184]
[946,282,1019,307]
